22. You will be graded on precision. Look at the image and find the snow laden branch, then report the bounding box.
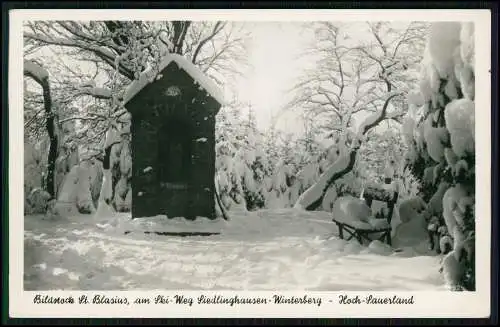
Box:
[74,86,112,100]
[25,21,248,99]
[357,91,404,135]
[24,28,136,80]
[294,91,404,211]
[50,81,113,125]
[24,60,49,82]
[192,21,225,64]
[58,112,109,124]
[23,60,58,197]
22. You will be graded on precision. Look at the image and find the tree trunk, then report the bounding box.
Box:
[43,79,58,198]
[24,65,58,198]
[306,149,358,211]
[172,21,191,54]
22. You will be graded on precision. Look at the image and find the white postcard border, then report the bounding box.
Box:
[9,8,492,318]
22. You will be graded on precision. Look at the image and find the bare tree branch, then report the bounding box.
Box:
[192,21,224,64]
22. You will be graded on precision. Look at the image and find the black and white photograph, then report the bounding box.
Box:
[9,8,492,318]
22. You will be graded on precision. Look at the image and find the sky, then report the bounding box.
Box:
[230,22,311,133]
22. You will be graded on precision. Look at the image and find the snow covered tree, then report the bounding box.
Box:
[295,112,326,167]
[262,132,299,209]
[215,102,270,211]
[404,22,475,291]
[238,105,268,210]
[358,128,421,200]
[290,21,427,211]
[215,102,245,210]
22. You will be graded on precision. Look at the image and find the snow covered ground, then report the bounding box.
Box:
[24,209,446,291]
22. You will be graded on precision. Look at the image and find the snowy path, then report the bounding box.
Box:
[24,209,446,291]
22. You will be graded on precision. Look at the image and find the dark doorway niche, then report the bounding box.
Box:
[158,117,192,188]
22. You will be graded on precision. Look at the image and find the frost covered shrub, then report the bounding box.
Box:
[264,159,298,209]
[109,136,132,213]
[215,105,271,211]
[215,139,247,211]
[358,129,412,196]
[25,188,51,214]
[54,162,96,216]
[398,196,427,224]
[112,141,132,212]
[24,141,48,211]
[87,158,104,207]
[396,167,421,200]
[245,158,267,209]
[444,99,475,159]
[404,22,475,291]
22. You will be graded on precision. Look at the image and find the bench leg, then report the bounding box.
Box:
[386,232,392,246]
[356,232,363,245]
[338,224,344,239]
[344,228,358,242]
[428,231,436,251]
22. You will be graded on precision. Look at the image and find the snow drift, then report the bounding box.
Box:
[24,208,446,291]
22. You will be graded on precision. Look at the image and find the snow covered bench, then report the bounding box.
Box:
[332,186,399,246]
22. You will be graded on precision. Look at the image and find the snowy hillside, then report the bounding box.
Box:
[24,209,445,291]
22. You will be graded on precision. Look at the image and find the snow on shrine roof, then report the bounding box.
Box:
[123,53,225,106]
